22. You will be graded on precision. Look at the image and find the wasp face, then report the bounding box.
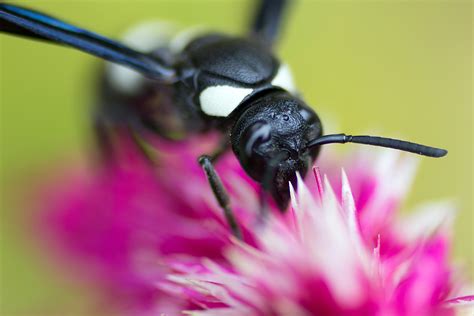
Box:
[231,90,322,210]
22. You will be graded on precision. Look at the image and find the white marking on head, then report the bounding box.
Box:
[200,86,253,117]
[271,63,296,93]
[106,21,178,95]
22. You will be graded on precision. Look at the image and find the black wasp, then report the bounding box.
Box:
[1,1,447,239]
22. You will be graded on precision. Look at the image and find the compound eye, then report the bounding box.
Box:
[299,107,322,141]
[237,121,273,181]
[306,122,322,141]
[240,121,272,157]
[299,107,315,122]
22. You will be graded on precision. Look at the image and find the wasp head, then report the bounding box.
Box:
[231,90,322,210]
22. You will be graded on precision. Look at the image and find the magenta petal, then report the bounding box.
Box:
[444,295,474,305]
[35,139,470,315]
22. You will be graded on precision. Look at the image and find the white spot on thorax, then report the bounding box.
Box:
[106,21,178,95]
[169,26,208,53]
[121,21,178,52]
[200,86,253,117]
[271,63,297,93]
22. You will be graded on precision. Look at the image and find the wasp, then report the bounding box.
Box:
[0,1,447,238]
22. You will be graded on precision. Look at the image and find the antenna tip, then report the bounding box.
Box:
[435,148,448,158]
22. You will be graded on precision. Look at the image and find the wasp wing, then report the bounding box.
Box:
[0,4,175,81]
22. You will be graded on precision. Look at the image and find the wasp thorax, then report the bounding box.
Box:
[231,90,323,209]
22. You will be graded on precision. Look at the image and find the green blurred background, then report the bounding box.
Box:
[1,0,472,314]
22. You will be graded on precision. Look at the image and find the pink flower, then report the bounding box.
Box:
[37,132,259,315]
[166,151,472,315]
[37,133,472,315]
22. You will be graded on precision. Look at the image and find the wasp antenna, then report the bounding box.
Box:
[307,133,447,158]
[0,3,176,81]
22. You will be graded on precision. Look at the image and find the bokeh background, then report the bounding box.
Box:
[1,0,472,314]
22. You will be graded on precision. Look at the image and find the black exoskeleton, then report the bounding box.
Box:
[231,90,322,209]
[0,0,447,239]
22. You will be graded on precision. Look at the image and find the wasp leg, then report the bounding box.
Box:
[258,151,291,222]
[92,109,157,169]
[209,138,231,163]
[257,160,276,225]
[257,187,270,225]
[93,116,114,163]
[249,0,290,46]
[199,155,243,240]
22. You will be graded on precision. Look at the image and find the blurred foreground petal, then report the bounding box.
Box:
[36,135,471,315]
